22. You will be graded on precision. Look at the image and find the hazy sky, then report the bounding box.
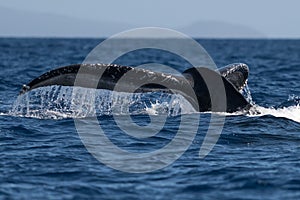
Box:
[0,0,300,38]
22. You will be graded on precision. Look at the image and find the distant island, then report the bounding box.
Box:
[0,6,264,38]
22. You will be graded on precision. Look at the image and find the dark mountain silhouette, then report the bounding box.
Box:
[0,6,265,38]
[178,20,265,38]
[0,6,135,37]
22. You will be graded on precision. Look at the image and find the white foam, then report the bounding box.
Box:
[7,85,300,123]
[246,104,300,123]
[0,112,8,116]
[8,86,196,119]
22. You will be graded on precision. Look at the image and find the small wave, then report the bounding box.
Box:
[245,94,300,123]
[0,112,9,116]
[217,94,300,123]
[247,104,300,123]
[202,91,300,123]
[241,86,300,123]
[202,104,300,123]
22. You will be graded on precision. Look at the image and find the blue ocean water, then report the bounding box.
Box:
[1,38,300,199]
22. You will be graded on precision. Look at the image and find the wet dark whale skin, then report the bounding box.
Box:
[20,63,251,113]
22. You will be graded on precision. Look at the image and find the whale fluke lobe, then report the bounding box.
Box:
[218,63,249,91]
[20,63,251,113]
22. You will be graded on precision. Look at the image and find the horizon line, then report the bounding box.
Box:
[0,36,300,40]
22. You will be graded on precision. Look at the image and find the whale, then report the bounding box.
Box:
[19,63,251,113]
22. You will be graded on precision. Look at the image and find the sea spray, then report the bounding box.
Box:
[9,86,195,119]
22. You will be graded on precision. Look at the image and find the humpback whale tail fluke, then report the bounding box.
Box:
[19,63,251,113]
[218,63,249,91]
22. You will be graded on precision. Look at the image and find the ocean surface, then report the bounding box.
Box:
[0,38,300,199]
